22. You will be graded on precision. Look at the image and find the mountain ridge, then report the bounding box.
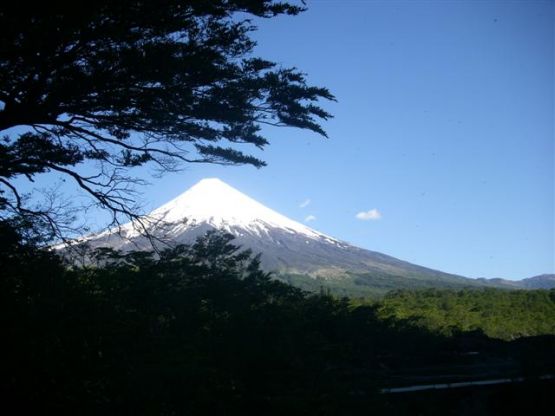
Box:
[477,274,555,290]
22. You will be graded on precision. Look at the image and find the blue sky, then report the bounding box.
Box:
[15,1,555,279]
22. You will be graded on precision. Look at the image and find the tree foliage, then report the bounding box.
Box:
[376,288,555,340]
[2,223,555,414]
[0,1,334,239]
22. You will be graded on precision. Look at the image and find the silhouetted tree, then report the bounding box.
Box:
[3,221,554,414]
[0,1,334,240]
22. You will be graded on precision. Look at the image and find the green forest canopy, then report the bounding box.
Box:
[374,288,555,340]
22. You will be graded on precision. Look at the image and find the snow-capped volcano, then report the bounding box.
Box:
[78,177,347,256]
[143,178,337,242]
[82,178,343,249]
[71,178,498,295]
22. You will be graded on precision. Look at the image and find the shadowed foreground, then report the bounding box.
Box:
[1,224,553,415]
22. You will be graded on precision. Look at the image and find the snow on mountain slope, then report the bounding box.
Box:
[142,178,337,241]
[74,178,345,252]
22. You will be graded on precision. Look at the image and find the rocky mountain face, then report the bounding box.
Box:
[65,178,551,295]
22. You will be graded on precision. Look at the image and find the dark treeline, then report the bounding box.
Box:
[1,222,554,415]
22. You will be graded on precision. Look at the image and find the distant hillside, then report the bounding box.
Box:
[277,271,508,298]
[519,274,555,289]
[477,274,555,291]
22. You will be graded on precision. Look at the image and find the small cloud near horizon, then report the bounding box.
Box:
[299,198,311,208]
[304,214,317,222]
[355,209,382,221]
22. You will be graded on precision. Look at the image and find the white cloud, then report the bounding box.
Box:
[355,209,382,221]
[304,214,317,222]
[299,198,311,208]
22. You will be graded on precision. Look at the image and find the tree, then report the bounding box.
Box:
[0,1,334,241]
